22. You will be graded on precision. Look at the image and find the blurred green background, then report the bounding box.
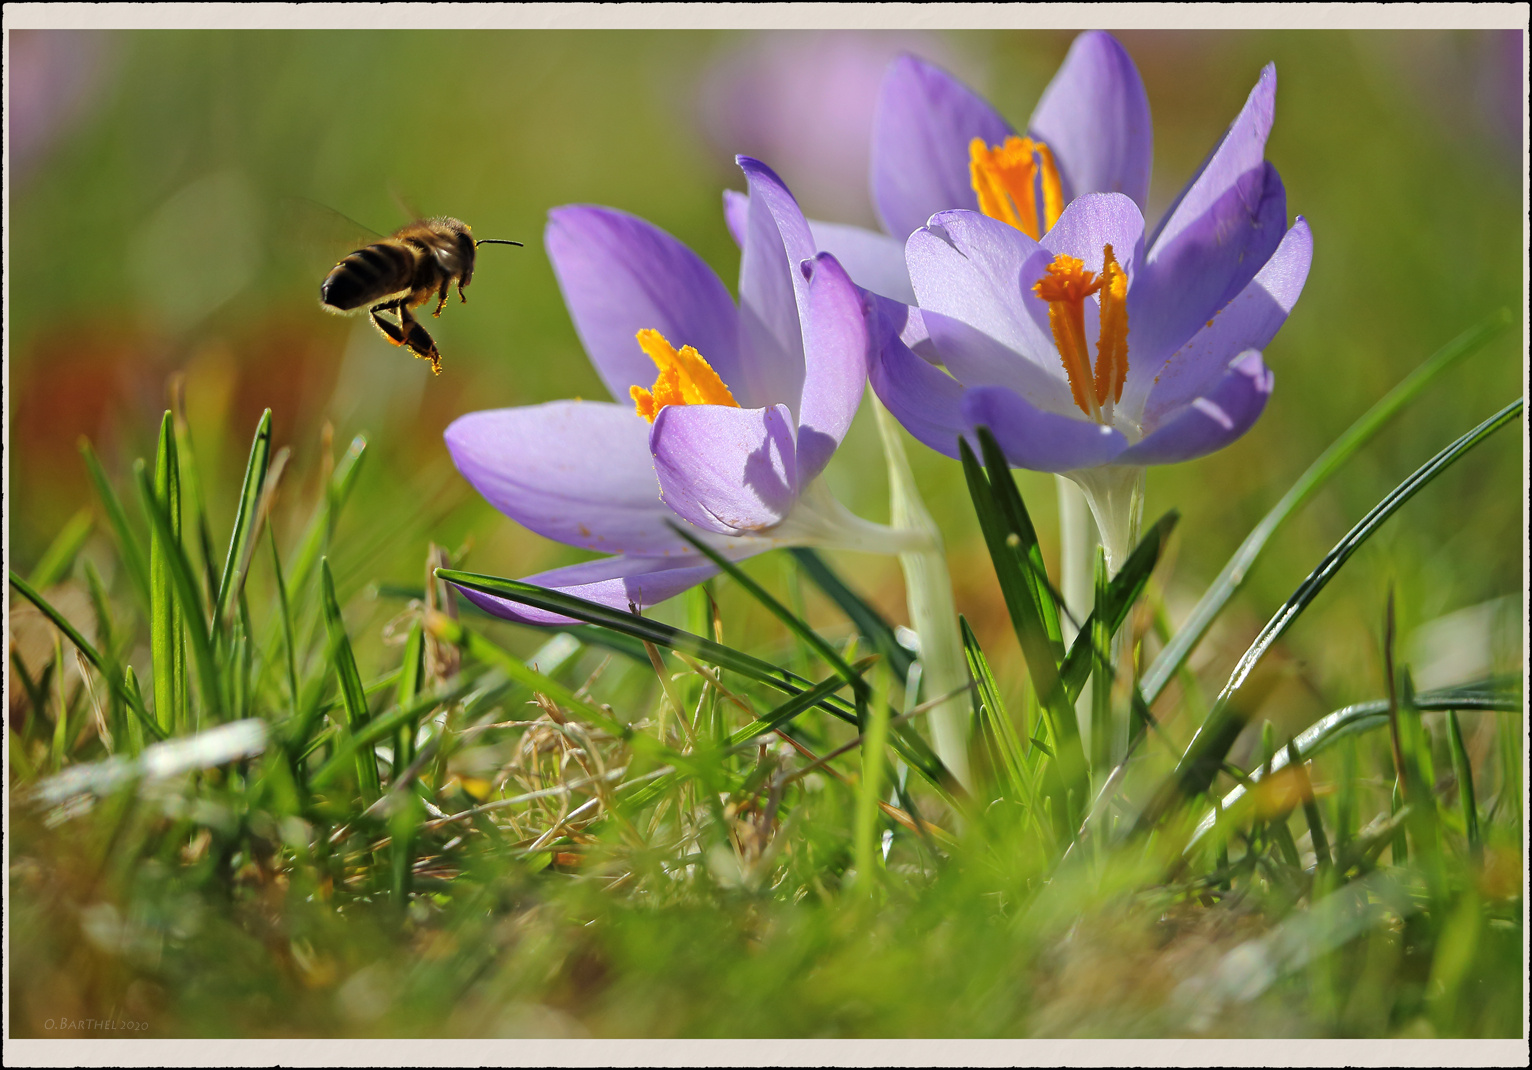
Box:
[7,28,1525,745]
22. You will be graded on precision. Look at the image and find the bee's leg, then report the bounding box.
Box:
[397,306,442,375]
[433,278,450,317]
[369,299,411,348]
[456,276,469,304]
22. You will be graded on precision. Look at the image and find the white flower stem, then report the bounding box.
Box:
[871,399,973,791]
[1066,465,1146,767]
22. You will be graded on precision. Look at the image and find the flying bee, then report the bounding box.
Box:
[319,217,522,374]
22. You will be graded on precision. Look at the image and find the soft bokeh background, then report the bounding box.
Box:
[7,29,1525,748]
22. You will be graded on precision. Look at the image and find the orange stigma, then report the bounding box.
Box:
[969,136,1064,240]
[1032,245,1130,420]
[629,329,739,422]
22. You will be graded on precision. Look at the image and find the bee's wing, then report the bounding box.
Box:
[277,196,393,278]
[388,184,428,227]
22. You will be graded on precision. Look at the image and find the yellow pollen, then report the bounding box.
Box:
[629,328,739,423]
[1032,245,1131,419]
[969,136,1064,240]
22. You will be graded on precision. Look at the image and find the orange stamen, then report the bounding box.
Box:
[969,136,1064,239]
[629,328,739,423]
[1093,245,1129,406]
[1032,245,1131,420]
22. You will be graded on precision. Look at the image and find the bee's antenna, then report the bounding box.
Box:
[475,239,524,248]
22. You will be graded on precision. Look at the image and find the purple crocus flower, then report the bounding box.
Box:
[871,65,1313,562]
[444,157,911,626]
[724,31,1153,306]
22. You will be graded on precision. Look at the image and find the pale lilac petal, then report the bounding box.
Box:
[444,401,692,557]
[1028,31,1153,209]
[1038,192,1145,279]
[1148,65,1276,253]
[455,555,722,628]
[1132,67,1285,362]
[1129,218,1312,424]
[723,188,749,247]
[651,403,799,536]
[726,192,916,304]
[546,206,741,403]
[736,156,816,413]
[1130,161,1288,369]
[870,306,969,460]
[795,254,870,484]
[872,54,1013,242]
[961,386,1127,473]
[1117,350,1274,465]
[906,210,1072,411]
[806,218,916,304]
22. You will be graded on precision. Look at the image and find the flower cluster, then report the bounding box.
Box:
[446,31,1311,619]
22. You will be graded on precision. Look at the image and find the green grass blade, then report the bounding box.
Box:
[1286,740,1332,872]
[727,658,875,746]
[974,428,1065,654]
[148,413,186,734]
[27,508,93,589]
[1141,312,1512,705]
[170,396,222,617]
[215,410,273,629]
[1187,684,1517,846]
[1444,710,1480,855]
[268,526,300,715]
[288,433,368,599]
[1059,510,1178,702]
[79,437,151,610]
[438,568,861,723]
[1139,398,1522,828]
[319,558,381,801]
[394,621,426,772]
[666,523,864,695]
[134,458,222,727]
[789,548,915,680]
[853,667,894,891]
[435,568,954,792]
[8,570,161,742]
[308,673,482,791]
[959,435,1086,818]
[961,617,1031,806]
[1089,547,1112,775]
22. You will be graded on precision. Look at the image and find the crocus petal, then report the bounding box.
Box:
[795,254,870,485]
[723,188,749,247]
[805,219,916,305]
[1129,218,1312,425]
[1131,160,1288,370]
[1038,191,1145,279]
[961,385,1127,473]
[1117,350,1274,466]
[445,401,695,557]
[455,555,722,628]
[736,156,816,413]
[1132,67,1286,363]
[872,54,1013,242]
[724,190,915,304]
[1027,31,1153,209]
[651,403,799,536]
[907,210,1074,412]
[869,308,970,460]
[546,205,741,403]
[1148,65,1276,254]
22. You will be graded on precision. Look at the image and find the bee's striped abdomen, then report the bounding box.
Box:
[320,241,418,311]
